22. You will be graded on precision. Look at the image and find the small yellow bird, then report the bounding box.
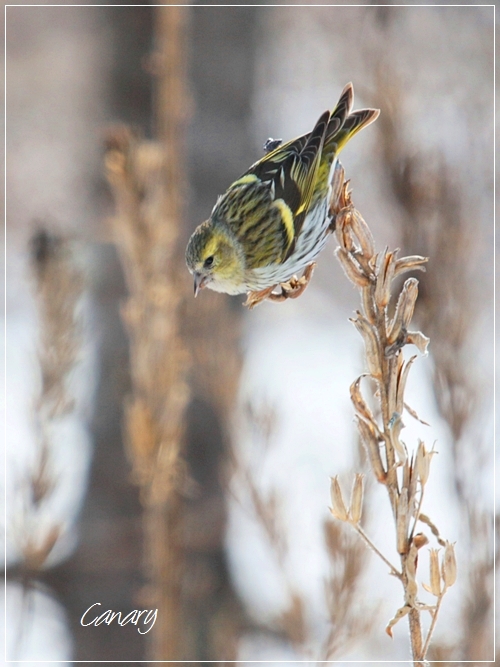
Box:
[186,83,379,303]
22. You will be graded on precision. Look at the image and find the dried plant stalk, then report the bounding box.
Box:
[104,8,191,660]
[106,6,247,660]
[25,230,84,560]
[373,66,493,662]
[105,130,191,660]
[31,230,84,421]
[8,230,84,659]
[329,164,456,664]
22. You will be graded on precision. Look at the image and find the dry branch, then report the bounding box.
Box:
[329,163,456,664]
[373,66,493,662]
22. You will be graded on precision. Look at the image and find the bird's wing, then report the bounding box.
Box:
[242,110,330,262]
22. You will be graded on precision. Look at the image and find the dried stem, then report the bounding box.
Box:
[8,230,84,659]
[373,65,493,661]
[352,523,401,579]
[421,591,445,658]
[330,163,456,664]
[104,6,191,660]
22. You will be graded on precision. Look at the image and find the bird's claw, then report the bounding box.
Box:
[244,263,316,309]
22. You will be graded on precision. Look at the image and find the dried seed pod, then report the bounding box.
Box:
[387,300,404,346]
[412,532,429,550]
[356,417,387,483]
[400,278,419,328]
[388,278,419,345]
[403,456,418,519]
[350,208,376,259]
[351,313,381,377]
[349,473,365,524]
[394,255,428,278]
[374,248,397,309]
[335,248,371,287]
[334,207,356,252]
[416,440,434,486]
[389,412,407,464]
[442,541,457,588]
[429,548,442,596]
[330,476,348,521]
[387,350,404,411]
[350,376,376,424]
[396,355,417,415]
[329,161,345,208]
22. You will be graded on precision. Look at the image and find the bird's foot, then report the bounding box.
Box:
[244,263,316,309]
[244,285,279,309]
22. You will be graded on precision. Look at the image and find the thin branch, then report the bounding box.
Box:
[351,523,402,579]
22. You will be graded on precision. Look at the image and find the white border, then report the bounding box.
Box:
[3,3,496,664]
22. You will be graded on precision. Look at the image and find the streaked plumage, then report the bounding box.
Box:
[186,83,379,299]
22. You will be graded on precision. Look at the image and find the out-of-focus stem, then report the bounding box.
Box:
[104,6,191,660]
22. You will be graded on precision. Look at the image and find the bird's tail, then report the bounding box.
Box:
[324,83,380,155]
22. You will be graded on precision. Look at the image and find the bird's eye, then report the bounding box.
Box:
[204,256,214,268]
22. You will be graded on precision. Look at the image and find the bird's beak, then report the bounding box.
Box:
[193,272,208,297]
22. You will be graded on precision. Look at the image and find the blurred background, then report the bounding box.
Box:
[3,2,495,663]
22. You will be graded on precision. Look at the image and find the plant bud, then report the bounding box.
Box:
[336,248,371,287]
[329,476,348,521]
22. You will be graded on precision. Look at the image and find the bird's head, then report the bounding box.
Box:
[185,220,245,296]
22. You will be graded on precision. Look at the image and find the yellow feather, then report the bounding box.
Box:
[272,199,295,247]
[230,174,259,187]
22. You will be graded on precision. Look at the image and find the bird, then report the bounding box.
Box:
[185,83,379,305]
